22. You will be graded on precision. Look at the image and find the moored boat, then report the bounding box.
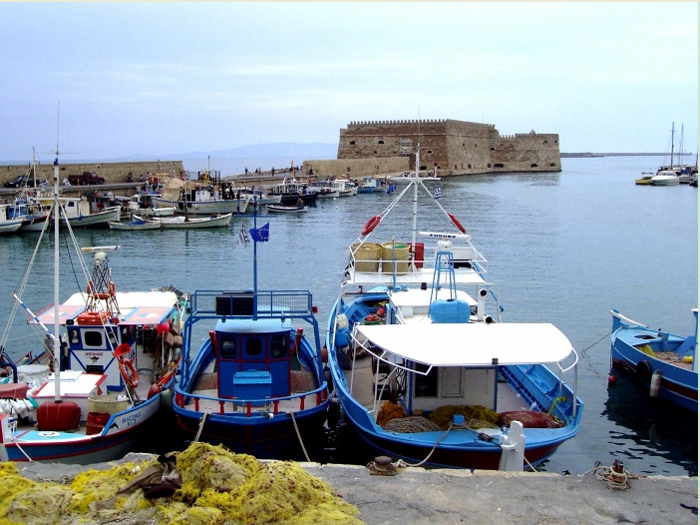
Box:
[265,202,308,214]
[0,156,187,464]
[325,146,583,471]
[0,204,23,234]
[156,213,232,229]
[172,216,329,460]
[610,309,697,412]
[108,217,161,231]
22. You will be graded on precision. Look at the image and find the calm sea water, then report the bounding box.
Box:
[0,156,696,476]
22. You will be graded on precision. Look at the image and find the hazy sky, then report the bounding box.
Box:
[1,3,697,161]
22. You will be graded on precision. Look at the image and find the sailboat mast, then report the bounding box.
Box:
[670,122,675,170]
[52,155,61,401]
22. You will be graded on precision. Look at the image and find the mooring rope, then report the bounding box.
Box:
[290,412,310,462]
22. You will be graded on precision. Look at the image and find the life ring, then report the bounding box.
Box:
[86,279,95,295]
[635,359,652,384]
[108,282,116,297]
[448,213,467,234]
[119,357,139,389]
[361,215,381,236]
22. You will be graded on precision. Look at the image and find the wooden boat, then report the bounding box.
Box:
[635,173,654,185]
[325,145,583,471]
[152,178,251,216]
[172,214,329,460]
[0,204,23,234]
[269,177,318,205]
[156,213,232,229]
[108,217,161,231]
[265,203,308,214]
[0,156,187,464]
[611,309,697,412]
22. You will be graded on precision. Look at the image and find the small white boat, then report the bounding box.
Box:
[0,204,23,234]
[108,218,161,231]
[265,203,308,214]
[651,170,680,186]
[157,213,233,229]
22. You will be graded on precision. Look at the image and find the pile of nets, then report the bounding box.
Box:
[0,442,362,525]
[428,404,500,430]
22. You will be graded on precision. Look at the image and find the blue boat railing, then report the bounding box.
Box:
[188,289,314,319]
[173,383,328,417]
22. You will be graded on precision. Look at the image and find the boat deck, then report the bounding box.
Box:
[187,360,319,415]
[344,352,529,416]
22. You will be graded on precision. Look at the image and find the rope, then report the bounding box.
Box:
[582,461,646,490]
[193,412,208,442]
[579,331,613,378]
[395,422,454,468]
[290,412,310,462]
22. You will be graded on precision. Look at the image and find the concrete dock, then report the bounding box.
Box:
[11,454,698,524]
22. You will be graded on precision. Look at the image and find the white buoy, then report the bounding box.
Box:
[650,370,662,397]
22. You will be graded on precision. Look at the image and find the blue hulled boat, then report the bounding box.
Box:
[0,157,186,464]
[172,220,329,460]
[611,309,698,412]
[325,147,583,470]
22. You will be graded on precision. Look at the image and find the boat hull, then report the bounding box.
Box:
[174,404,328,460]
[610,311,698,412]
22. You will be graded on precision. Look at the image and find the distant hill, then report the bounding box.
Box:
[178,142,338,159]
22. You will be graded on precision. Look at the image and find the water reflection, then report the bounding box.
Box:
[604,374,698,476]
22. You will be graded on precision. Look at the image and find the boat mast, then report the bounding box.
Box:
[411,143,419,256]
[52,153,61,401]
[670,122,675,170]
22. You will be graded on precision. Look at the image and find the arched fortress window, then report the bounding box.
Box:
[530,164,538,168]
[350,141,356,145]
[378,140,384,144]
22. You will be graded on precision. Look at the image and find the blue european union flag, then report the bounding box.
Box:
[249,222,270,242]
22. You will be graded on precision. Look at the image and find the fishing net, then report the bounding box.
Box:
[428,404,500,430]
[383,416,440,433]
[0,442,363,525]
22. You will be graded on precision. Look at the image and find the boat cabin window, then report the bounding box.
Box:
[83,330,104,347]
[414,363,438,397]
[220,336,236,358]
[68,329,79,345]
[270,334,288,358]
[244,336,263,357]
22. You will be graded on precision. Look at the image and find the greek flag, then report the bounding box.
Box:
[433,185,442,199]
[237,225,250,247]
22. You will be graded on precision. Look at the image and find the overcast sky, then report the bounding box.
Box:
[1,3,697,161]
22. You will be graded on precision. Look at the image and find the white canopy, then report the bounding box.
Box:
[355,322,574,367]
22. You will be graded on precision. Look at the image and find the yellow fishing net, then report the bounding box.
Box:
[0,442,363,525]
[428,404,500,430]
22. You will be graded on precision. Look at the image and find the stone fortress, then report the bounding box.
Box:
[1,119,560,185]
[303,119,561,178]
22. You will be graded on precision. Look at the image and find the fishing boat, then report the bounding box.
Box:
[269,176,318,205]
[324,146,583,471]
[108,217,161,231]
[610,309,698,412]
[635,173,654,185]
[172,216,330,460]
[0,156,187,464]
[156,212,232,229]
[0,204,23,234]
[265,202,308,214]
[356,176,384,194]
[306,180,340,199]
[152,178,251,216]
[127,193,176,217]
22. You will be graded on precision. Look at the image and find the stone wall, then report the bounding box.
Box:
[1,160,186,185]
[334,119,560,176]
[302,157,409,179]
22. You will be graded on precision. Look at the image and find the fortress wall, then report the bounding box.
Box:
[490,133,561,172]
[302,157,409,178]
[334,119,560,176]
[0,160,186,185]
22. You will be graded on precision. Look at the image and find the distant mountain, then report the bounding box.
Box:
[178,142,338,159]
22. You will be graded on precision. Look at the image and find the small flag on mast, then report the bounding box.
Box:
[238,225,250,247]
[433,185,442,199]
[249,222,270,243]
